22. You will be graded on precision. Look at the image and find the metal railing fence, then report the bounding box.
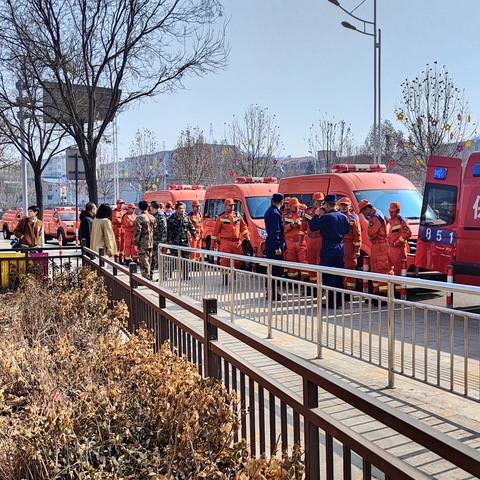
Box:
[0,245,82,288]
[155,244,480,401]
[80,247,480,479]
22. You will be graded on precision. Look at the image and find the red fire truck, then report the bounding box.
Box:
[416,152,480,285]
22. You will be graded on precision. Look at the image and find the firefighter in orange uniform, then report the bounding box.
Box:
[122,203,138,264]
[283,197,308,281]
[337,197,361,292]
[387,201,412,294]
[211,198,250,283]
[301,192,325,283]
[188,200,203,260]
[111,198,125,264]
[282,197,291,213]
[358,199,392,298]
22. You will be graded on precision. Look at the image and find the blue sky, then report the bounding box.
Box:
[116,0,480,160]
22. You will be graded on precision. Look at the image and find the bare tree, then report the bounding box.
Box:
[0,0,228,204]
[394,62,476,171]
[224,104,283,178]
[0,162,22,210]
[308,113,355,172]
[127,128,161,195]
[173,126,216,185]
[0,59,68,215]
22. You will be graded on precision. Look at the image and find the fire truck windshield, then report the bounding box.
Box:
[60,213,77,221]
[245,196,273,219]
[353,189,434,222]
[420,184,457,227]
[183,200,203,213]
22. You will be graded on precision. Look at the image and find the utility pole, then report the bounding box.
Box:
[16,81,28,214]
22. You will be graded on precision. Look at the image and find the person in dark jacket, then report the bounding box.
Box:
[264,193,286,301]
[79,202,97,248]
[309,194,350,308]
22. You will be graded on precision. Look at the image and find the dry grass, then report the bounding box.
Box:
[0,268,303,479]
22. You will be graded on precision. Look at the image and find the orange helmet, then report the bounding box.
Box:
[289,197,300,207]
[127,202,135,209]
[192,200,201,207]
[388,201,401,212]
[116,198,125,204]
[312,192,324,202]
[358,199,371,211]
[337,196,352,206]
[224,198,235,206]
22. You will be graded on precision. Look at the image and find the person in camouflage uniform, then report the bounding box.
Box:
[133,200,156,280]
[150,200,167,271]
[167,202,196,280]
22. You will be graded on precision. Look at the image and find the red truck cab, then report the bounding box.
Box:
[278,164,423,272]
[202,176,278,257]
[416,153,480,285]
[2,208,23,239]
[143,185,205,213]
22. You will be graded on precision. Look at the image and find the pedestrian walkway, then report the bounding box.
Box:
[153,289,480,479]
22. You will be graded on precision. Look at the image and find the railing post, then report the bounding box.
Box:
[203,298,220,379]
[363,255,370,295]
[176,248,182,294]
[80,238,87,266]
[158,293,167,350]
[304,379,319,479]
[446,264,454,308]
[128,262,138,334]
[230,257,235,323]
[200,251,206,299]
[266,262,273,339]
[387,281,395,388]
[316,271,323,359]
[99,247,105,270]
[400,259,407,300]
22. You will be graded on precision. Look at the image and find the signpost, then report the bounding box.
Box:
[66,148,85,243]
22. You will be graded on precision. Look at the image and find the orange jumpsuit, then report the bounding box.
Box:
[367,208,392,294]
[301,206,323,283]
[188,211,203,260]
[283,210,308,280]
[122,212,138,261]
[387,214,412,280]
[111,207,125,261]
[343,212,362,291]
[211,211,249,269]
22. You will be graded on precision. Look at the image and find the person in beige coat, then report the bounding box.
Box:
[90,203,117,256]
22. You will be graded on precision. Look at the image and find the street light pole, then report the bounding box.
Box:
[16,81,29,214]
[328,0,381,164]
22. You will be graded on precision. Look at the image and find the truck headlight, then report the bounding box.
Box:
[257,227,267,239]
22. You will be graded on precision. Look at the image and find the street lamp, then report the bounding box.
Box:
[328,0,381,164]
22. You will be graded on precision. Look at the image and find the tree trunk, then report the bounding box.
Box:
[85,149,98,205]
[33,169,44,220]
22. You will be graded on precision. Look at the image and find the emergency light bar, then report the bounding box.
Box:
[167,184,204,190]
[433,168,447,180]
[331,164,387,173]
[234,176,277,184]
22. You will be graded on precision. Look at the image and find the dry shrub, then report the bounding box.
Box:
[0,268,303,479]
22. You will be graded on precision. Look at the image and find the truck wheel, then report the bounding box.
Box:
[57,229,68,246]
[3,225,11,239]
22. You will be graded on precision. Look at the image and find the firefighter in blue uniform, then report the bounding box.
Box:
[264,193,286,301]
[308,194,350,308]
